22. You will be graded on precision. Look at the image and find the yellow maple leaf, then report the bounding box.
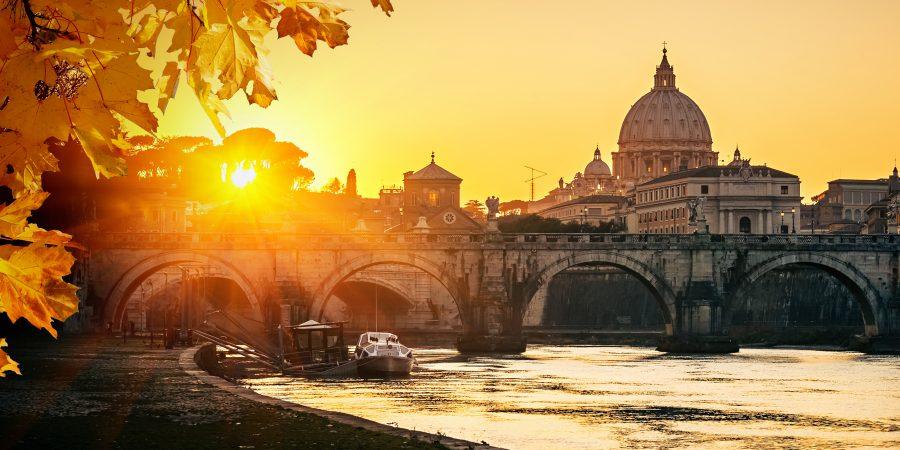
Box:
[0,191,50,238]
[277,3,350,56]
[155,61,181,112]
[0,338,20,377]
[0,135,61,197]
[370,0,394,16]
[0,243,78,339]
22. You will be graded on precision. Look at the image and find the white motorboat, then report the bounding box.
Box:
[354,332,415,377]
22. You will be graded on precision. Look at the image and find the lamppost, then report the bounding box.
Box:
[780,211,785,234]
[791,207,796,234]
[581,207,589,232]
[811,204,817,235]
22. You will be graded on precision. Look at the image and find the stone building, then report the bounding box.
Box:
[612,47,718,189]
[388,153,483,233]
[863,167,900,234]
[527,147,617,213]
[536,194,626,227]
[805,177,891,233]
[633,148,801,234]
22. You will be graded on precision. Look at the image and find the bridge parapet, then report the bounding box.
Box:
[85,232,900,251]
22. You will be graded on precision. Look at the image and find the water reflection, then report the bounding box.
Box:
[241,346,900,449]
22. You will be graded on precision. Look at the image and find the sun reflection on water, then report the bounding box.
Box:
[241,346,900,449]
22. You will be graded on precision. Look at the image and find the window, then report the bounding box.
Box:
[739,217,751,234]
[701,185,709,194]
[427,191,439,207]
[854,209,862,221]
[844,209,852,220]
[780,185,788,195]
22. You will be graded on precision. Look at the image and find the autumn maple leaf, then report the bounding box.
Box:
[0,338,20,377]
[0,0,395,374]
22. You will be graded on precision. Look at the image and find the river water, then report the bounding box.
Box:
[241,346,899,449]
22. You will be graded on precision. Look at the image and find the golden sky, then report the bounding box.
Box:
[158,0,900,203]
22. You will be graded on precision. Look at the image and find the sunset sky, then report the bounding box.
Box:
[157,0,900,203]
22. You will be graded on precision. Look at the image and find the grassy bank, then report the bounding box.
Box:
[0,335,446,450]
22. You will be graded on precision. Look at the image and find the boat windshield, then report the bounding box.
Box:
[358,332,399,347]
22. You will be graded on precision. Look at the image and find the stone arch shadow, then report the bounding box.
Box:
[522,251,677,335]
[338,275,418,310]
[727,252,886,337]
[102,251,264,327]
[310,252,465,324]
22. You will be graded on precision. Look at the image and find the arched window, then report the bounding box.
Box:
[854,209,862,221]
[844,209,852,220]
[739,216,752,234]
[427,191,439,207]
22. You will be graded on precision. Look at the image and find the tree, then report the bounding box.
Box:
[498,214,624,233]
[321,177,343,194]
[463,199,486,222]
[499,199,528,216]
[0,0,394,375]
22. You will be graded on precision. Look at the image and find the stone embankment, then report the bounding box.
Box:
[0,336,485,449]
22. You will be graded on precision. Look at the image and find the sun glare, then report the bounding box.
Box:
[229,161,257,188]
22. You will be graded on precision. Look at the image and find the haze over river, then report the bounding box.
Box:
[242,346,899,449]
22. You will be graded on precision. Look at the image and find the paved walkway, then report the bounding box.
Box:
[0,335,448,449]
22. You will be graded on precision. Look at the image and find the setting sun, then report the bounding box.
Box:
[228,162,257,188]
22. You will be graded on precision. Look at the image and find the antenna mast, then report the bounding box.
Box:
[524,165,548,202]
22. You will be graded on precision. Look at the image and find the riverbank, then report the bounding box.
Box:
[0,335,450,449]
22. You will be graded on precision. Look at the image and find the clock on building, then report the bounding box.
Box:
[443,212,457,224]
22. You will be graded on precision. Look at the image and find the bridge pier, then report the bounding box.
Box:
[658,249,739,354]
[456,264,527,354]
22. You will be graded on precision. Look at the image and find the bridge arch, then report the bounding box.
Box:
[340,275,418,309]
[523,251,677,335]
[102,251,263,327]
[729,252,886,336]
[310,251,464,323]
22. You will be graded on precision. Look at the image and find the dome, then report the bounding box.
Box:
[617,49,712,151]
[584,147,611,177]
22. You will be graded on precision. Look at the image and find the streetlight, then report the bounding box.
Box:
[791,207,796,234]
[581,207,589,232]
[780,211,785,234]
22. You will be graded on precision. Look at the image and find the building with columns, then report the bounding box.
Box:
[633,148,801,234]
[612,47,718,190]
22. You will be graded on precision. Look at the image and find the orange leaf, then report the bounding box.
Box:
[0,338,20,377]
[0,243,79,338]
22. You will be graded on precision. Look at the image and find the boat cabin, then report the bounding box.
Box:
[356,332,400,348]
[282,320,349,366]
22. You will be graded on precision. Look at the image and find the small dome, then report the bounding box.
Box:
[584,147,611,177]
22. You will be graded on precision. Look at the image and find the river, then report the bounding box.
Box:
[240,346,899,449]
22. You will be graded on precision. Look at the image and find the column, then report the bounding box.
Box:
[718,210,725,234]
[757,210,764,234]
[727,210,735,234]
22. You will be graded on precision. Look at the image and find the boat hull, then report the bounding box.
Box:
[356,355,414,377]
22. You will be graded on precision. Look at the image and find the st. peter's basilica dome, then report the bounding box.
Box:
[617,48,712,152]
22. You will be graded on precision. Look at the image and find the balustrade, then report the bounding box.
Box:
[84,231,899,250]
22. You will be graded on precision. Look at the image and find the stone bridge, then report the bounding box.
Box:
[84,232,900,353]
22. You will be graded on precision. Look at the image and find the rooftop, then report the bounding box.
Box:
[541,194,627,212]
[639,164,797,187]
[404,161,462,181]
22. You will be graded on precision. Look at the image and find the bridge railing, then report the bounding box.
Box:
[84,231,899,248]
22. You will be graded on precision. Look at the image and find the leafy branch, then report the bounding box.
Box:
[0,0,394,376]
